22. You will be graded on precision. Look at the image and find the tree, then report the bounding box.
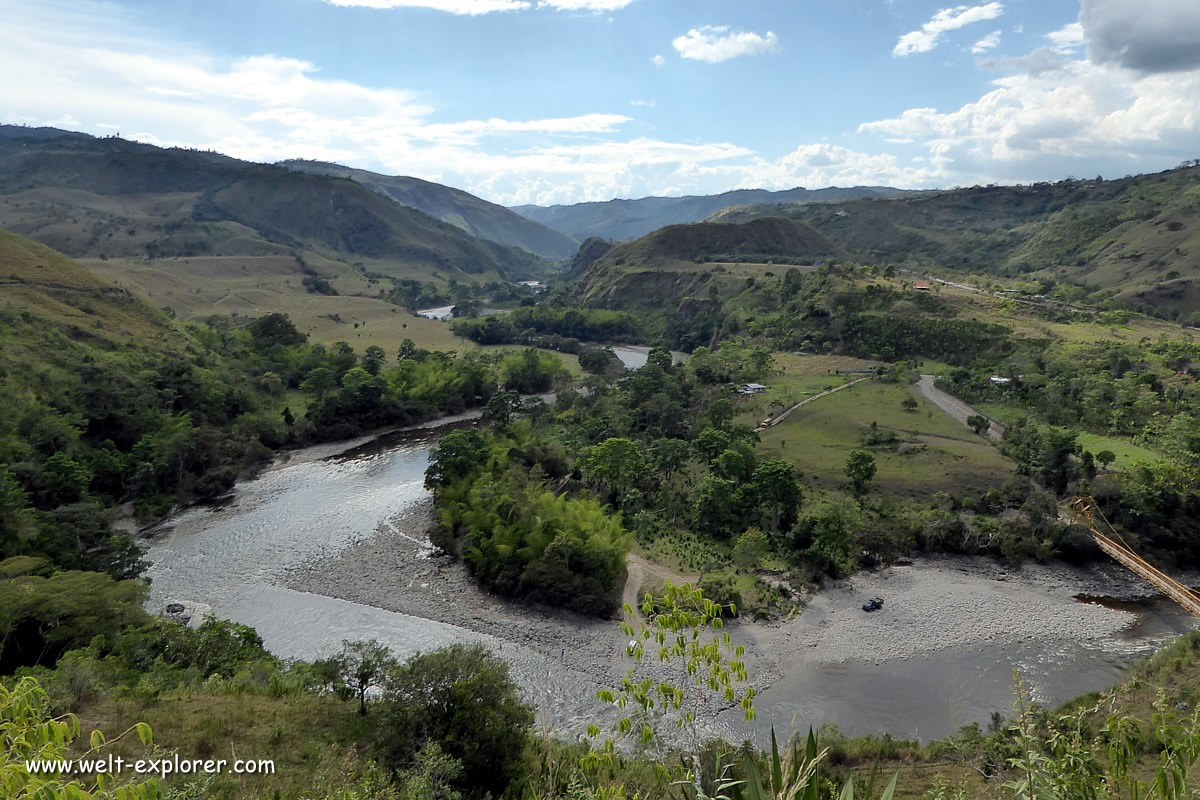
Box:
[425,429,490,488]
[581,438,645,497]
[320,639,399,715]
[300,367,336,401]
[733,528,770,570]
[397,338,417,361]
[378,643,533,797]
[646,346,674,371]
[41,452,91,505]
[901,397,919,412]
[1096,450,1117,470]
[578,346,620,376]
[482,390,520,427]
[650,438,691,483]
[967,414,991,436]
[248,312,306,349]
[691,475,740,537]
[750,459,802,532]
[845,449,877,496]
[362,345,386,376]
[693,427,733,462]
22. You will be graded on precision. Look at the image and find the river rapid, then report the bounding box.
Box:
[142,348,1196,744]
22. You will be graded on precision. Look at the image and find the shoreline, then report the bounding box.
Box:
[284,495,1197,736]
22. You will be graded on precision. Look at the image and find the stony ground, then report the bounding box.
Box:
[284,494,1191,738]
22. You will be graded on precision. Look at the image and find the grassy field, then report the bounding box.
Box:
[734,354,884,427]
[1075,432,1169,470]
[758,379,1013,496]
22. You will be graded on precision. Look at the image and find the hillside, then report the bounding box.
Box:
[0,126,545,283]
[573,216,847,308]
[511,185,907,242]
[281,160,579,262]
[711,166,1200,319]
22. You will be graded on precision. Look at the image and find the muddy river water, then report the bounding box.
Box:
[141,348,1196,744]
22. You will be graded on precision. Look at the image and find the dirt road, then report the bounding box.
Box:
[916,374,1005,441]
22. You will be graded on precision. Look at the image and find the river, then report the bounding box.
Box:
[142,395,1194,746]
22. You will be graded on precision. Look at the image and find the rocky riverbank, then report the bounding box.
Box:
[284,495,1196,739]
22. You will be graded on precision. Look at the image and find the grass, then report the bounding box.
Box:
[1075,432,1169,470]
[758,379,1013,496]
[76,691,373,799]
[734,354,883,427]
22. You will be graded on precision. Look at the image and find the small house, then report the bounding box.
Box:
[913,280,932,291]
[740,383,768,395]
[989,376,1011,385]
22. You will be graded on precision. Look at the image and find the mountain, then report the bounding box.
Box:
[280,160,579,262]
[572,216,846,309]
[709,166,1200,319]
[511,186,908,242]
[0,126,545,284]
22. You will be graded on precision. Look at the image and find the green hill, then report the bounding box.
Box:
[281,160,579,262]
[711,166,1200,319]
[572,216,847,308]
[0,126,545,284]
[511,185,908,242]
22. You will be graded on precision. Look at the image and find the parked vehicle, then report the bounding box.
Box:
[862,597,884,612]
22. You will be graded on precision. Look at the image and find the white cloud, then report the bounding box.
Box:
[859,48,1200,185]
[972,30,1001,53]
[321,0,634,12]
[1047,22,1084,53]
[322,0,530,13]
[631,98,655,107]
[894,3,1005,56]
[538,0,635,10]
[672,25,779,64]
[0,1,758,205]
[650,54,666,67]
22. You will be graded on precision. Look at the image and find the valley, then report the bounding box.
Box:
[5,135,1200,800]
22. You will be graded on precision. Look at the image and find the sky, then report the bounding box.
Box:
[3,0,1200,206]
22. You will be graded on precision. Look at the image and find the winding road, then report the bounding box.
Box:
[916,374,1006,441]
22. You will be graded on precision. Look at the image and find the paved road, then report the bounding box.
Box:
[757,376,872,431]
[916,374,1005,441]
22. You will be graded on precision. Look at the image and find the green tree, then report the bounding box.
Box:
[649,438,691,483]
[845,449,877,496]
[320,639,399,715]
[750,459,803,532]
[733,528,770,570]
[378,644,533,797]
[967,414,991,436]
[1096,450,1117,470]
[581,438,646,497]
[41,452,92,505]
[248,312,306,349]
[691,475,739,537]
[482,390,520,427]
[362,345,386,376]
[425,429,490,488]
[300,367,336,401]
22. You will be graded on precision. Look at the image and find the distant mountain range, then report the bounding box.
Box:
[0,126,544,283]
[710,168,1200,318]
[511,186,909,242]
[280,160,579,262]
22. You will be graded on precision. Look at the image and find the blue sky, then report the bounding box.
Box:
[3,0,1200,205]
